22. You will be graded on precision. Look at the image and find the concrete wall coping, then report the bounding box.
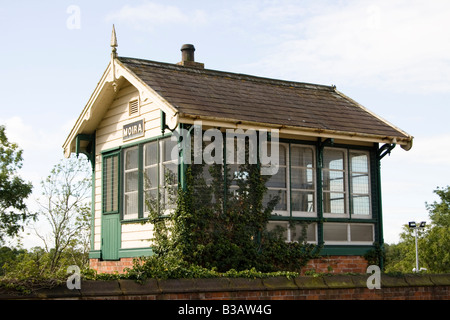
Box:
[1,274,449,300]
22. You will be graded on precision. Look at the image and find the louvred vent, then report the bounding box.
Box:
[129,99,139,116]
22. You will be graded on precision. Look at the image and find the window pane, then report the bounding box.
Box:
[144,166,158,189]
[125,171,138,192]
[323,170,345,192]
[351,174,369,194]
[351,152,368,173]
[291,191,314,212]
[124,192,138,217]
[277,144,286,166]
[292,167,314,189]
[292,223,316,242]
[144,142,158,167]
[144,189,158,213]
[163,138,178,162]
[162,162,178,186]
[291,146,313,167]
[350,224,373,242]
[263,189,287,212]
[323,223,348,242]
[125,148,138,170]
[266,221,288,240]
[352,195,370,215]
[266,167,286,188]
[324,149,344,170]
[323,192,346,214]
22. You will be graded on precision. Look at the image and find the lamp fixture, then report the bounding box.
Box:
[407,220,427,273]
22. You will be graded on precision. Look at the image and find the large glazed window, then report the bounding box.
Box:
[117,137,179,221]
[322,148,371,218]
[263,143,317,217]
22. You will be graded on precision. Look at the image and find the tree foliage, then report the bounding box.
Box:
[34,156,92,272]
[385,186,450,273]
[0,125,33,244]
[422,186,450,273]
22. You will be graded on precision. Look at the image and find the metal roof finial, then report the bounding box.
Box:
[111,24,118,58]
[110,25,118,92]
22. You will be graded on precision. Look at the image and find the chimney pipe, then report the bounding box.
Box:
[177,44,204,69]
[181,44,195,62]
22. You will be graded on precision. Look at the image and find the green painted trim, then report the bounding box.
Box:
[90,165,96,251]
[89,250,101,259]
[119,247,154,258]
[269,216,320,222]
[288,143,293,218]
[101,213,121,260]
[320,245,374,256]
[89,248,154,260]
[223,131,227,214]
[322,217,376,223]
[347,148,353,218]
[138,144,144,219]
[101,152,121,261]
[316,138,324,246]
[160,110,166,135]
[179,123,188,191]
[156,137,160,214]
[100,132,172,155]
[75,133,95,164]
[376,143,388,269]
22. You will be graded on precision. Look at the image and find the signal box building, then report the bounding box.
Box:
[63,30,413,274]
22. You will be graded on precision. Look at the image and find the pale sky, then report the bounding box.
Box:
[1,0,450,247]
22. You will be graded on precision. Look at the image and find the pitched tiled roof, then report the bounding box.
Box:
[117,56,411,143]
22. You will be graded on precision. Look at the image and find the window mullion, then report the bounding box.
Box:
[138,144,143,219]
[288,143,292,218]
[347,149,351,219]
[157,139,161,215]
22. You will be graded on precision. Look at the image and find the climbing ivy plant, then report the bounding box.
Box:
[144,140,321,273]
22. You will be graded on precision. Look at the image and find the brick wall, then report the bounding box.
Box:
[302,255,368,274]
[90,255,369,275]
[2,274,449,301]
[90,258,134,274]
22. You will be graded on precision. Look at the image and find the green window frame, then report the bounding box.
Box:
[266,140,377,247]
[322,147,372,219]
[263,142,317,218]
[121,136,178,221]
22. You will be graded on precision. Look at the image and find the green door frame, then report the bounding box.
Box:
[101,151,121,260]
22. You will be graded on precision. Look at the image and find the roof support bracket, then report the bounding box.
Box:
[75,133,95,167]
[317,138,334,168]
[377,143,396,160]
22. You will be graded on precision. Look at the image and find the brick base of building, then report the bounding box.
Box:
[302,255,369,274]
[90,255,369,275]
[90,258,135,274]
